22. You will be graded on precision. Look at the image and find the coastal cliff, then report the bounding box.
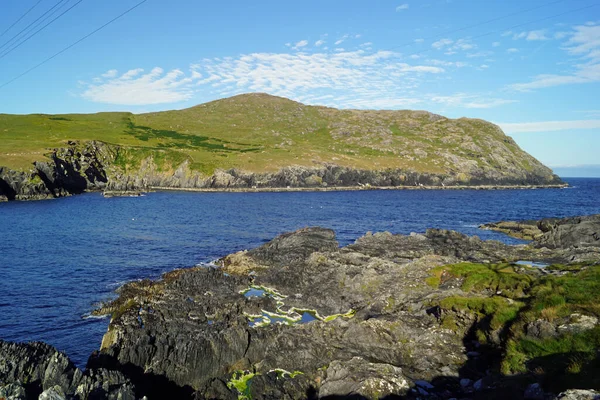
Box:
[0,93,562,201]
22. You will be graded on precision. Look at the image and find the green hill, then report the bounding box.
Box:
[0,93,562,200]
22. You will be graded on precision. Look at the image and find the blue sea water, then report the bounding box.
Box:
[0,178,599,367]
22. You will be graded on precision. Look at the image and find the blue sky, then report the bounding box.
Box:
[0,0,599,174]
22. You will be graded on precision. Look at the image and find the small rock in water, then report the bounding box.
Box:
[460,378,472,388]
[415,380,435,390]
[524,383,545,400]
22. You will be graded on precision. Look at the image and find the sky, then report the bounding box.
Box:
[0,0,599,175]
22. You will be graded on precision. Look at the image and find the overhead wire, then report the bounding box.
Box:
[0,0,148,90]
[0,0,69,52]
[0,0,84,60]
[0,0,45,39]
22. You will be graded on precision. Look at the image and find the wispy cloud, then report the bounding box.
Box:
[512,30,549,41]
[498,119,600,133]
[188,50,447,108]
[334,34,349,46]
[396,4,409,12]
[432,93,516,109]
[292,40,309,50]
[81,68,201,105]
[510,24,600,91]
[315,40,325,47]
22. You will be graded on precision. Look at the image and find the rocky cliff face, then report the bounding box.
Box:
[0,340,135,400]
[0,141,115,201]
[0,140,563,201]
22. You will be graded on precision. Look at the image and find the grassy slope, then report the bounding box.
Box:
[0,93,548,177]
[429,262,600,392]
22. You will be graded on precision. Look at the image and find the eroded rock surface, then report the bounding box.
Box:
[3,215,599,399]
[0,340,135,400]
[89,221,600,399]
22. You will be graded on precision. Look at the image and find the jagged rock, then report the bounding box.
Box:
[554,389,600,400]
[536,215,600,249]
[557,314,598,335]
[38,386,66,400]
[0,340,136,400]
[0,340,81,396]
[0,141,115,201]
[0,382,26,400]
[526,319,557,339]
[319,357,411,398]
[94,226,571,397]
[480,220,544,240]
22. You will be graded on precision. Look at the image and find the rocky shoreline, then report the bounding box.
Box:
[0,141,565,202]
[2,214,600,399]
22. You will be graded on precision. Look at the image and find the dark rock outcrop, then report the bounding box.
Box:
[3,216,599,399]
[88,223,599,399]
[482,214,600,250]
[0,340,136,400]
[0,141,115,201]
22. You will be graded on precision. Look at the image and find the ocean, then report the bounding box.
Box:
[0,178,599,367]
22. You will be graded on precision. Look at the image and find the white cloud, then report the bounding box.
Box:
[526,30,549,41]
[507,48,519,53]
[101,69,118,78]
[315,40,325,47]
[498,119,600,133]
[185,50,448,109]
[428,59,468,68]
[415,38,424,43]
[432,38,476,53]
[492,41,501,47]
[432,93,516,109]
[396,4,409,11]
[432,38,453,49]
[510,24,600,91]
[82,68,201,105]
[292,40,309,50]
[554,31,569,39]
[511,30,550,41]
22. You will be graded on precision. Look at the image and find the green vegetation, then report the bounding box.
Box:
[427,262,534,297]
[227,371,256,400]
[430,262,600,391]
[440,296,525,331]
[0,93,551,179]
[502,265,600,382]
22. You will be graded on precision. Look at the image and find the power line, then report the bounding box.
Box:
[0,0,45,39]
[0,0,84,60]
[0,0,148,90]
[0,0,73,56]
[0,0,69,52]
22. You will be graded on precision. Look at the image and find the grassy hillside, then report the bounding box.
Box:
[0,93,550,178]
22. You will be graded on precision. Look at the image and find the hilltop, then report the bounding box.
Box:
[0,93,562,200]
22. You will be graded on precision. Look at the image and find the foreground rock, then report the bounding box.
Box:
[0,340,136,399]
[2,215,599,399]
[482,214,600,249]
[91,217,599,399]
